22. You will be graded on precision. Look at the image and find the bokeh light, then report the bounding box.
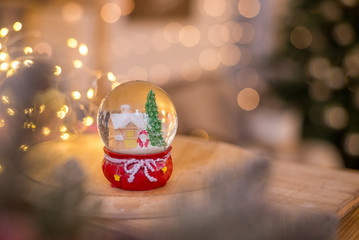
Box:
[219,44,241,66]
[163,22,182,44]
[71,91,81,100]
[67,38,78,48]
[332,22,355,46]
[24,46,33,54]
[238,22,255,44]
[203,0,226,17]
[0,28,9,37]
[324,105,348,129]
[13,22,22,31]
[179,25,201,47]
[101,3,121,24]
[237,88,260,111]
[79,43,88,56]
[345,133,359,156]
[62,1,83,22]
[290,26,312,49]
[118,0,135,16]
[238,0,261,19]
[309,57,331,80]
[199,48,220,71]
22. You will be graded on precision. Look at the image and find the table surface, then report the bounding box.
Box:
[22,134,359,239]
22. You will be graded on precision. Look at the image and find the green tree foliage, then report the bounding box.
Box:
[269,0,359,169]
[145,90,166,147]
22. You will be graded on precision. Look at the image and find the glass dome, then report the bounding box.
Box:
[97,81,177,154]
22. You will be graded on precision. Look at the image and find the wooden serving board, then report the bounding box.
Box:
[21,134,359,238]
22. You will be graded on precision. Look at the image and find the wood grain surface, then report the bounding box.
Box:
[21,134,359,238]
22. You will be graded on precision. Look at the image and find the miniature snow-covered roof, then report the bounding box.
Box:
[110,111,146,130]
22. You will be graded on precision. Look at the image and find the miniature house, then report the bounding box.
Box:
[108,105,146,152]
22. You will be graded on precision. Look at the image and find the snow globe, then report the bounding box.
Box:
[97,81,177,191]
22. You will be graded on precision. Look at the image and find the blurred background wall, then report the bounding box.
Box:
[0,0,358,169]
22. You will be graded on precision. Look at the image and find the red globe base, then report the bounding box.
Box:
[102,146,173,191]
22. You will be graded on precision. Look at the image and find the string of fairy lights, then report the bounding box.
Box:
[0,21,119,152]
[0,0,264,151]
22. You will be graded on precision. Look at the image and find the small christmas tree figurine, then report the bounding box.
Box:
[145,89,166,147]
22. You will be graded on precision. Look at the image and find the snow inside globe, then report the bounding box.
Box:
[97,80,177,191]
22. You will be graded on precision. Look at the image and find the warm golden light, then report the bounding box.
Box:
[199,48,220,71]
[82,116,94,126]
[179,25,201,47]
[79,43,88,56]
[59,125,67,133]
[62,1,83,22]
[11,61,20,69]
[54,65,62,76]
[0,52,8,61]
[107,72,116,81]
[19,144,29,152]
[0,63,8,71]
[24,108,33,115]
[57,105,69,119]
[7,108,15,116]
[41,127,51,136]
[73,59,82,69]
[101,3,121,23]
[0,28,9,37]
[237,88,260,111]
[60,133,70,141]
[345,133,359,156]
[6,69,15,78]
[0,43,2,50]
[1,96,9,104]
[111,82,121,90]
[13,22,22,31]
[39,104,46,114]
[290,26,312,49]
[238,0,261,18]
[71,91,81,100]
[67,38,78,48]
[23,121,36,129]
[24,46,33,54]
[23,59,34,67]
[87,88,94,99]
[0,119,4,128]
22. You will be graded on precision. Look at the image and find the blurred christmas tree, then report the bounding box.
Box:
[269,0,359,169]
